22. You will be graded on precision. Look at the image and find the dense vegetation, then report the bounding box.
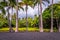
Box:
[0,14,39,28]
[43,4,60,30]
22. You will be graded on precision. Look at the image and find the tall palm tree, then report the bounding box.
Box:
[58,1,60,32]
[22,0,34,32]
[39,0,43,32]
[15,1,24,32]
[6,0,13,32]
[7,0,16,32]
[15,0,19,32]
[40,0,49,32]
[2,0,16,32]
[33,0,50,32]
[22,0,29,32]
[0,0,12,32]
[50,0,53,32]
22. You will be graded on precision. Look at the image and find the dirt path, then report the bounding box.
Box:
[0,32,60,40]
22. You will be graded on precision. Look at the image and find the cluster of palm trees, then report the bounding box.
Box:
[0,0,56,32]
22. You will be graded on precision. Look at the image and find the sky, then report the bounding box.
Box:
[18,0,60,18]
[0,0,60,18]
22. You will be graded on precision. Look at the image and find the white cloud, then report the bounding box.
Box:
[18,5,34,18]
[1,0,60,18]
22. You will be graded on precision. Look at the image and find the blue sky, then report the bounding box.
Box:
[0,0,60,18]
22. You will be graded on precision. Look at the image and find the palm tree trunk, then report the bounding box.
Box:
[7,0,13,32]
[38,3,40,32]
[38,3,39,16]
[50,0,53,32]
[15,0,19,32]
[26,5,28,32]
[7,7,13,32]
[39,0,43,32]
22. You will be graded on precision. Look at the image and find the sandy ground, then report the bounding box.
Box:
[0,32,60,40]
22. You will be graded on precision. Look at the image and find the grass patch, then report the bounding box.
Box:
[0,27,39,32]
[0,28,58,32]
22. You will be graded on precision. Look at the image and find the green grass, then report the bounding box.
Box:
[0,28,58,32]
[0,27,39,32]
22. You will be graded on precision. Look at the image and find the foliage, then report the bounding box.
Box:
[42,4,60,29]
[0,14,8,28]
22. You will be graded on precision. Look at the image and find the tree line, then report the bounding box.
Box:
[0,0,60,32]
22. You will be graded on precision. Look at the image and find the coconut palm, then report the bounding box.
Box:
[39,0,43,32]
[34,0,49,32]
[50,0,53,32]
[15,1,24,32]
[7,0,17,32]
[22,0,35,32]
[15,0,19,32]
[1,0,16,32]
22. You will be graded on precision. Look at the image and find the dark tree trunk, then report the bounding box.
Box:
[58,19,60,32]
[58,23,60,32]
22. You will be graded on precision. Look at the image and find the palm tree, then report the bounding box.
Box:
[0,0,14,32]
[1,0,16,32]
[22,0,34,32]
[7,0,17,32]
[39,0,43,32]
[50,0,53,32]
[15,0,19,32]
[7,1,13,32]
[0,0,12,32]
[39,0,49,32]
[15,1,24,32]
[34,0,49,32]
[22,0,29,32]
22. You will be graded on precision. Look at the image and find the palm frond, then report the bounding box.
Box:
[0,5,6,14]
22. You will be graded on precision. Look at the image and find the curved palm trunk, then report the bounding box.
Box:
[7,0,13,32]
[50,0,53,32]
[38,3,40,24]
[39,0,43,32]
[7,7,13,32]
[15,0,19,32]
[26,5,28,32]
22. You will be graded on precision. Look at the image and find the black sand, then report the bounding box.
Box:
[0,32,60,40]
